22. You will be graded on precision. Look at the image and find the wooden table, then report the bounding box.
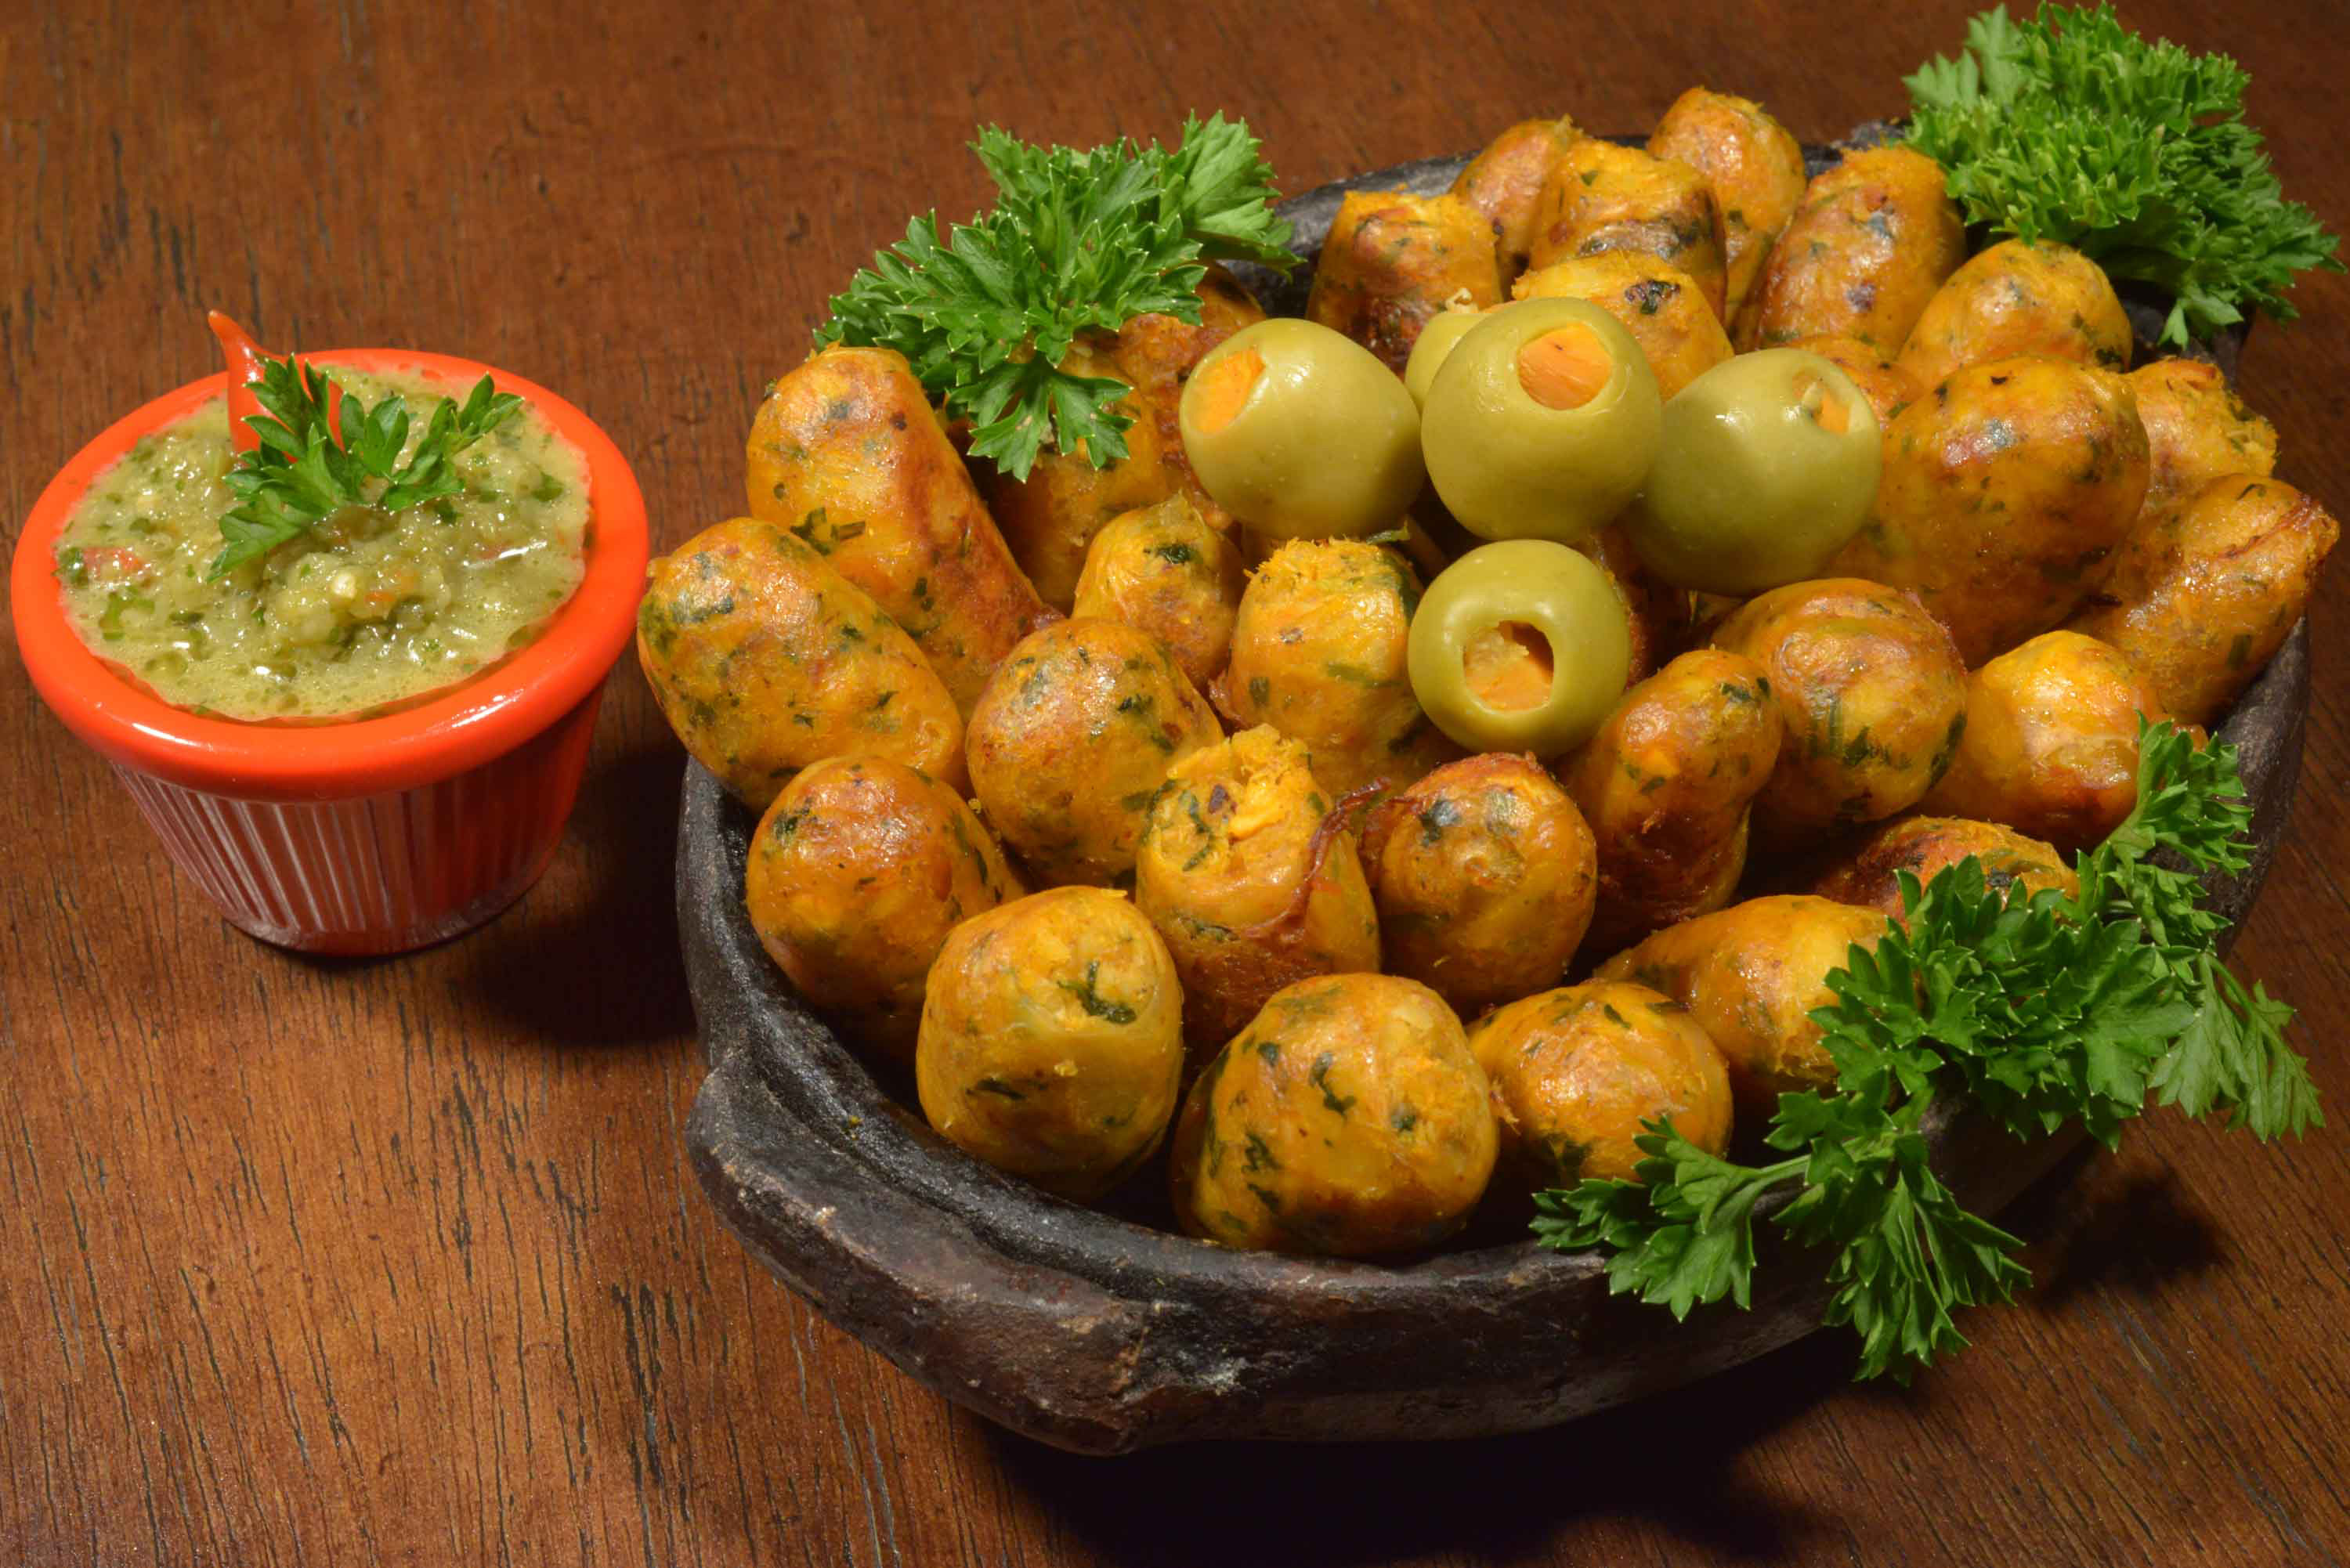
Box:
[6,2,2348,1561]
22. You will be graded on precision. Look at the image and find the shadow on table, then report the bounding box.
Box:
[985,1324,1861,1566]
[2023,1142,2228,1307]
[446,740,695,1050]
[985,1130,2239,1566]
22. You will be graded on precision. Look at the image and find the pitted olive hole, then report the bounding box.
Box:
[1514,323,1611,410]
[1192,346,1264,434]
[1462,620,1555,713]
[1791,370,1849,434]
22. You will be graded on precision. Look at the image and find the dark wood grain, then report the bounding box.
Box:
[3,0,2347,1562]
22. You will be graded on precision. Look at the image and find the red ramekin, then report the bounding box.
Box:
[11,350,649,956]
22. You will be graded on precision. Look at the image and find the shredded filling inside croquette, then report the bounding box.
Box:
[1463,620,1555,711]
[1515,323,1611,410]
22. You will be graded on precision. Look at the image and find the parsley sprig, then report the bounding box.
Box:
[813,114,1294,482]
[207,356,523,580]
[1903,3,2341,348]
[1535,721,2319,1382]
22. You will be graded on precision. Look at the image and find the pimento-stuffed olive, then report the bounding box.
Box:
[967,618,1222,885]
[1133,726,1382,1057]
[1112,262,1269,533]
[1305,190,1506,372]
[746,345,1054,714]
[1895,239,2131,392]
[1168,974,1495,1256]
[1468,981,1734,1190]
[1359,754,1598,1015]
[1711,579,1969,845]
[1408,540,1632,757]
[746,757,1025,1064]
[1403,304,1490,409]
[1647,88,1809,334]
[1625,349,1882,595]
[1830,356,2150,667]
[2124,358,2280,526]
[985,338,1175,612]
[1512,252,1734,399]
[1922,630,2188,854]
[1451,116,1582,283]
[1741,147,1966,354]
[1213,539,1462,800]
[1180,318,1426,541]
[1810,815,2077,924]
[1785,333,1922,427]
[1595,895,1887,1122]
[916,887,1185,1201]
[1561,649,1782,954]
[2066,476,2338,726]
[1528,139,1730,323]
[1420,297,1664,545]
[637,517,965,809]
[1071,493,1246,692]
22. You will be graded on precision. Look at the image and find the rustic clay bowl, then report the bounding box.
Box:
[680,149,2299,1454]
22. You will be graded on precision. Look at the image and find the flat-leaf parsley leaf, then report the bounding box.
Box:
[208,356,522,580]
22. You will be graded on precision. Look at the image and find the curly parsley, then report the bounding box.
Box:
[207,355,522,580]
[1535,721,2319,1382]
[1904,3,2341,348]
[813,114,1294,482]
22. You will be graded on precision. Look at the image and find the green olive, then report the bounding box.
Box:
[1179,317,1425,540]
[1406,540,1630,754]
[1402,307,1487,409]
[1419,297,1663,546]
[1624,349,1882,594]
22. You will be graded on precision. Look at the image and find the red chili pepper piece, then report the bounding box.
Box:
[207,309,344,454]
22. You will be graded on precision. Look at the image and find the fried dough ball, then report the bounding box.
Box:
[1168,974,1495,1256]
[1561,649,1782,954]
[1468,981,1734,1190]
[2066,475,2337,725]
[2125,358,2280,525]
[1596,895,1887,1122]
[1359,754,1598,1015]
[1647,88,1808,334]
[1829,356,2150,666]
[1787,333,1922,427]
[746,345,1053,714]
[1895,239,2131,392]
[916,887,1185,1201]
[1213,539,1463,800]
[1810,815,2077,923]
[1305,190,1506,372]
[746,757,1024,1064]
[1711,580,1969,846]
[1071,493,1246,691]
[1133,727,1382,1059]
[1742,146,1965,354]
[637,517,965,808]
[1923,630,2189,854]
[1512,252,1734,399]
[1577,520,1692,686]
[1452,116,1582,283]
[985,338,1176,611]
[967,618,1222,886]
[1529,139,1730,323]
